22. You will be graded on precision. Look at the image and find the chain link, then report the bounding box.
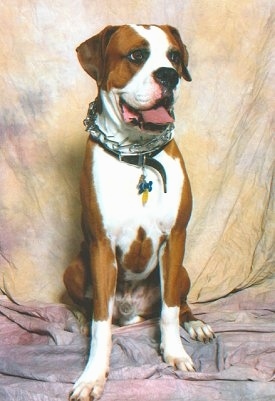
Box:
[83,100,174,157]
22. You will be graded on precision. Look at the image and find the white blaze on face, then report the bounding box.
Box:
[117,25,180,110]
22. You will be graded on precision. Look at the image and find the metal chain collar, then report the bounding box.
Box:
[83,100,174,158]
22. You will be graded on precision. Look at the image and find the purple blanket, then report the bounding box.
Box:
[0,282,274,401]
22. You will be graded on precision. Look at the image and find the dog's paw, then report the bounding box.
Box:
[70,382,104,401]
[69,377,106,401]
[160,341,196,372]
[164,352,196,372]
[183,320,215,342]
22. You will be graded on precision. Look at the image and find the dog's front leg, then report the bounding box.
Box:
[70,240,117,401]
[159,230,195,372]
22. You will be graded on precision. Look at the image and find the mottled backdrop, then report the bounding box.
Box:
[0,0,274,304]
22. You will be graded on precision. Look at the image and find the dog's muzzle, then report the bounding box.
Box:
[120,68,179,131]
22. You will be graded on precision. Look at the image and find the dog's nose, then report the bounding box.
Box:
[153,67,179,89]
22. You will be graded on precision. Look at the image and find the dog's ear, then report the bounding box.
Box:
[165,25,192,82]
[76,26,119,85]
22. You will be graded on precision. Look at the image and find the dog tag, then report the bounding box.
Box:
[138,174,153,205]
[142,189,149,205]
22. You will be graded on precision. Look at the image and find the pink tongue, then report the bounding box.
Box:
[141,106,174,124]
[122,104,173,125]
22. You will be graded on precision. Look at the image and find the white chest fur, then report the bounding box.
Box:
[92,145,184,278]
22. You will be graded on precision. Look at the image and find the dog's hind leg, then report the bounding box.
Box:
[179,266,215,343]
[63,242,93,334]
[63,243,91,308]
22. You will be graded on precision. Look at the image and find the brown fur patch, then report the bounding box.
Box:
[103,26,149,91]
[80,139,118,321]
[116,227,153,273]
[160,140,192,308]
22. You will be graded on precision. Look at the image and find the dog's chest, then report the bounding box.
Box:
[92,145,184,277]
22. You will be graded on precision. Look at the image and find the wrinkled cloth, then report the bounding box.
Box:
[0,282,274,401]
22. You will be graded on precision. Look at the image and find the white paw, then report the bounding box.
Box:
[163,350,196,372]
[160,304,196,372]
[70,375,106,401]
[160,337,196,372]
[183,320,215,342]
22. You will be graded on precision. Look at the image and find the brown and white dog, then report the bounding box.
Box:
[64,24,214,401]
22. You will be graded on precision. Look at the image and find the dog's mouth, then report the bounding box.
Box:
[120,98,174,132]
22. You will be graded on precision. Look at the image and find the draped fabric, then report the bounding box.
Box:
[0,286,274,400]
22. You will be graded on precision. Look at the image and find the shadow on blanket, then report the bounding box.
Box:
[0,281,274,401]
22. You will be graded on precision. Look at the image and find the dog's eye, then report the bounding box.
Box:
[168,50,181,65]
[127,49,149,64]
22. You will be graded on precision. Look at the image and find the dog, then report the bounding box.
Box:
[64,24,214,401]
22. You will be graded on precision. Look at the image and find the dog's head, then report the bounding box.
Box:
[77,25,191,133]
